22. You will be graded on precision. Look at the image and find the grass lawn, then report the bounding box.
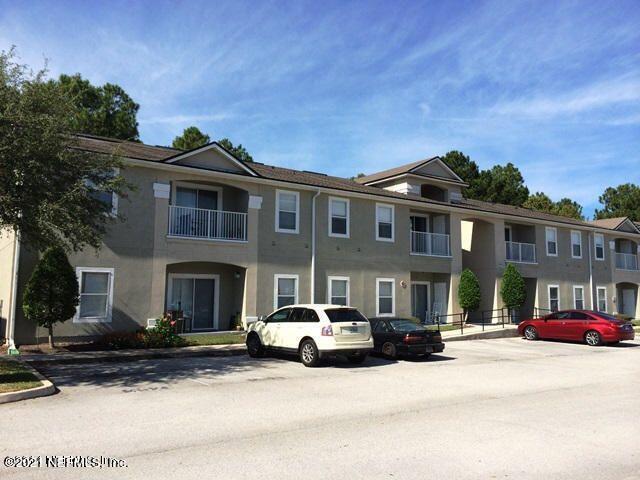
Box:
[181,333,246,346]
[0,359,42,394]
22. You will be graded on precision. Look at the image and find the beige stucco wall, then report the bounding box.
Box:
[0,229,16,340]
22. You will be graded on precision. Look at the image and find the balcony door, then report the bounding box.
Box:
[176,186,219,210]
[173,186,220,238]
[167,274,220,331]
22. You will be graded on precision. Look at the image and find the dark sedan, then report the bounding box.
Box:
[369,317,445,359]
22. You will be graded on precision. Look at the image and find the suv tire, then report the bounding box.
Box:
[299,339,320,367]
[246,333,265,358]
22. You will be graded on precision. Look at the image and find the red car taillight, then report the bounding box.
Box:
[403,334,423,344]
[321,325,334,336]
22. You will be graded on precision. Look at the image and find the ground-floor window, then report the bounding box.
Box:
[596,287,607,312]
[274,274,298,309]
[75,267,114,323]
[548,285,560,312]
[328,276,349,306]
[573,286,584,310]
[376,278,395,316]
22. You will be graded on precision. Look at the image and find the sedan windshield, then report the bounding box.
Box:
[389,319,425,332]
[324,308,368,323]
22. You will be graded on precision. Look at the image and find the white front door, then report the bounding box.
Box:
[167,274,219,330]
[621,288,636,317]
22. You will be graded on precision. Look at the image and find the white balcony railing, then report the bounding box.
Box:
[506,241,537,264]
[410,231,451,257]
[168,205,247,242]
[615,252,639,271]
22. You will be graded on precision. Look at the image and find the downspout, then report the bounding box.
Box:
[310,190,321,303]
[588,233,594,310]
[6,230,20,352]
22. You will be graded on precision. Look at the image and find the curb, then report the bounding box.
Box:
[444,327,520,342]
[22,344,248,366]
[0,361,56,404]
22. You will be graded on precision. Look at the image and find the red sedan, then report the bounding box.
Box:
[518,310,635,346]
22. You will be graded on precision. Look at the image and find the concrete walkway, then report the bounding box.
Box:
[441,324,519,341]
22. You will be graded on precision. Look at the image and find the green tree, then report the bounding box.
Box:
[218,137,254,163]
[595,183,640,222]
[172,126,211,150]
[458,268,481,321]
[442,150,481,192]
[52,73,140,141]
[474,163,529,206]
[22,247,79,348]
[0,48,129,251]
[523,192,584,220]
[500,264,526,323]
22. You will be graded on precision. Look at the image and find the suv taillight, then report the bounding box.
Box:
[321,325,334,336]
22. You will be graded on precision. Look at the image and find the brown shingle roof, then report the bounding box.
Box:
[355,157,441,184]
[588,217,629,230]
[69,134,637,233]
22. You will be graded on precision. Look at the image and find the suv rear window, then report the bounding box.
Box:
[324,308,368,323]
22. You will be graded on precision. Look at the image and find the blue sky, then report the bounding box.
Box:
[1,0,638,217]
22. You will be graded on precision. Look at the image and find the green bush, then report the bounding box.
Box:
[458,268,481,319]
[500,263,526,309]
[100,317,186,350]
[23,246,79,348]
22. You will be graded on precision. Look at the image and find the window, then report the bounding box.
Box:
[75,267,114,323]
[545,227,558,256]
[324,308,368,323]
[376,278,395,316]
[274,274,298,309]
[175,186,219,210]
[288,308,306,323]
[375,204,394,241]
[571,231,582,258]
[327,276,350,306]
[329,197,349,237]
[301,309,320,323]
[573,286,584,310]
[267,308,291,322]
[548,285,560,312]
[596,287,607,312]
[373,320,391,333]
[87,180,118,215]
[275,190,299,233]
[569,311,590,320]
[594,233,605,260]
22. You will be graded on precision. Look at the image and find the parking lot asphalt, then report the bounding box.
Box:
[2,337,639,480]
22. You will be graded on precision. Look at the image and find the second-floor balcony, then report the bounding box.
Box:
[615,252,639,271]
[506,241,537,264]
[410,231,451,257]
[168,205,247,242]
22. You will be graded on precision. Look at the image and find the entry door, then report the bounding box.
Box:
[192,278,216,330]
[622,289,636,317]
[433,282,448,319]
[168,275,218,331]
[411,283,430,323]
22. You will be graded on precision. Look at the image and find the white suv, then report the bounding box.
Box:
[246,305,373,367]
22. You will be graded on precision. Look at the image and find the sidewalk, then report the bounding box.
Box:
[20,343,247,366]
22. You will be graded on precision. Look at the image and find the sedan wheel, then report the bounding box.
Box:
[524,326,539,341]
[382,342,397,359]
[299,340,320,367]
[585,330,602,346]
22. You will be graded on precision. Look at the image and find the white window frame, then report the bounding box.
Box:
[273,274,299,309]
[328,197,350,238]
[327,276,350,306]
[570,230,582,259]
[594,233,605,261]
[548,284,560,312]
[376,278,395,316]
[275,190,300,234]
[375,203,395,242]
[74,267,115,323]
[573,285,584,310]
[545,227,558,257]
[596,286,608,312]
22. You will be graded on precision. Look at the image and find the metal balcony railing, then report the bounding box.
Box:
[506,241,537,263]
[410,231,451,257]
[168,205,247,241]
[615,252,638,271]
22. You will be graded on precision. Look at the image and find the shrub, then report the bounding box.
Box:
[458,268,481,320]
[500,264,526,322]
[23,246,79,348]
[100,316,186,350]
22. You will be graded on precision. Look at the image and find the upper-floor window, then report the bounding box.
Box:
[276,190,299,234]
[545,227,558,256]
[86,178,118,216]
[329,197,349,237]
[571,230,582,259]
[376,203,394,242]
[175,186,219,210]
[594,233,605,260]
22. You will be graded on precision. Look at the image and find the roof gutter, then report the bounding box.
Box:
[310,190,321,303]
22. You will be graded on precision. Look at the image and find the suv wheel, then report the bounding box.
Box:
[299,339,320,367]
[246,333,265,358]
[585,330,602,346]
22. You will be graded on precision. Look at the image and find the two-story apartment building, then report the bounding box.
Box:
[1,134,639,345]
